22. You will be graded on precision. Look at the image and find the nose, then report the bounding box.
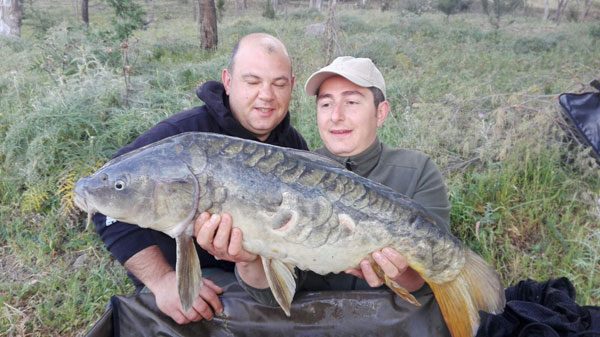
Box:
[331,103,344,122]
[258,83,275,101]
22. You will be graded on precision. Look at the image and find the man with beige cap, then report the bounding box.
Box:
[196,56,451,335]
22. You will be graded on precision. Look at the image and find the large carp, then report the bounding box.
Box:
[74,132,505,337]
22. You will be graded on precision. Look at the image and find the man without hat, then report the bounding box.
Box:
[196,56,452,336]
[93,33,307,325]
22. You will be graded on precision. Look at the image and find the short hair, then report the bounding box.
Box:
[227,40,241,73]
[368,87,385,110]
[227,35,293,76]
[315,85,386,112]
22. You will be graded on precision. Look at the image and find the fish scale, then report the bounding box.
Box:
[74,132,505,337]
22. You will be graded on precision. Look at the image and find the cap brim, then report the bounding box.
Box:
[304,70,375,96]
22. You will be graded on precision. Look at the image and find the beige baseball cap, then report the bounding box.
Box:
[304,56,386,99]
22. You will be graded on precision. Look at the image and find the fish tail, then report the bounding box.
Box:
[428,250,505,337]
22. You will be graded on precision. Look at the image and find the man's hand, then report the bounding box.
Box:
[345,248,425,292]
[150,271,224,324]
[194,212,257,263]
[124,246,224,325]
[194,212,269,289]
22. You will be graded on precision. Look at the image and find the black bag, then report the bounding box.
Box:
[558,80,600,160]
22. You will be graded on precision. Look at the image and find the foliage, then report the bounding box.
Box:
[438,0,461,18]
[263,0,276,19]
[481,0,523,29]
[1,4,600,335]
[216,0,226,21]
[513,36,557,54]
[103,0,147,41]
[398,0,435,15]
[590,22,600,42]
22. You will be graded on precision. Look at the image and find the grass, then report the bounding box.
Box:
[1,1,599,335]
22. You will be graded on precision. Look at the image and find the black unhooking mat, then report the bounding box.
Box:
[84,269,450,337]
[558,81,600,160]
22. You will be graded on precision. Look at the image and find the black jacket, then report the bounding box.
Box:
[93,81,308,290]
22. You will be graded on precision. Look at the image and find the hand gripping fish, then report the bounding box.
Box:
[74,132,505,337]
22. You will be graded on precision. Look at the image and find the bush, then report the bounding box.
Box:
[481,0,523,28]
[513,37,557,54]
[263,0,275,19]
[438,0,461,17]
[337,14,374,35]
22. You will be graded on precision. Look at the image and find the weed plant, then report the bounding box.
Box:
[1,3,599,335]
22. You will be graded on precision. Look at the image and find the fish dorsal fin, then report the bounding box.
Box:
[261,258,297,316]
[284,148,346,170]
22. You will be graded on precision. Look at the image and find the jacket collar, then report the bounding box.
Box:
[318,138,382,177]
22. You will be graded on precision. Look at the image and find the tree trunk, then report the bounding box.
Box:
[149,0,155,24]
[325,0,336,65]
[197,0,217,50]
[542,0,549,20]
[272,0,278,12]
[82,0,89,27]
[316,0,323,11]
[309,0,314,8]
[0,0,23,37]
[234,0,239,18]
[554,0,570,24]
[359,0,367,9]
[580,0,592,21]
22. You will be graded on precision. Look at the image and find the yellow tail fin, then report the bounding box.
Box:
[428,250,505,337]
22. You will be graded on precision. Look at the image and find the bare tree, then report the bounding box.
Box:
[309,0,314,8]
[542,0,550,20]
[359,0,367,8]
[73,0,79,22]
[0,0,23,37]
[554,0,570,24]
[579,0,593,21]
[197,0,217,50]
[316,0,323,11]
[326,0,336,64]
[234,0,240,18]
[82,0,89,27]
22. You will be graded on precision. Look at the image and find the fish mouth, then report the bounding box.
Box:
[73,192,97,228]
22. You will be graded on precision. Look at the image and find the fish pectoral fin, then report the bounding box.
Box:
[175,232,203,313]
[261,257,296,317]
[384,275,421,306]
[372,263,421,306]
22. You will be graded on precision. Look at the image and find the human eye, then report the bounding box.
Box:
[318,101,331,109]
[273,80,288,88]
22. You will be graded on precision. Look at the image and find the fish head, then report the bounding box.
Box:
[73,150,200,237]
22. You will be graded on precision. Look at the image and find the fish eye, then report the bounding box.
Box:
[115,180,126,191]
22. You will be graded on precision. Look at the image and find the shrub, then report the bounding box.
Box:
[513,37,557,54]
[438,0,461,18]
[481,0,523,29]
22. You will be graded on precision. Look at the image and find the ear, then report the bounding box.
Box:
[376,101,390,127]
[290,75,295,91]
[222,68,232,95]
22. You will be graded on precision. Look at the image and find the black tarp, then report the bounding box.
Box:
[84,270,450,337]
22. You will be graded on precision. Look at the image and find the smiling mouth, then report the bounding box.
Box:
[330,130,352,135]
[255,107,274,113]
